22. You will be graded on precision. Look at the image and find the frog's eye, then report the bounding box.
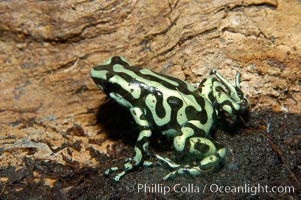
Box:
[241,98,248,104]
[240,98,250,112]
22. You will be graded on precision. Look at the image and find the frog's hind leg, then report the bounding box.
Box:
[160,132,226,180]
[105,107,152,182]
[161,147,226,180]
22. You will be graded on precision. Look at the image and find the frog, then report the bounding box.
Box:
[90,56,249,182]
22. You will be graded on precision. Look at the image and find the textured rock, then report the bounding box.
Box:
[0,0,300,198]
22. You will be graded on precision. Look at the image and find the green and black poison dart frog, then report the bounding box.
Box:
[90,56,249,182]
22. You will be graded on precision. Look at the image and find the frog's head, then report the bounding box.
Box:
[219,84,250,128]
[233,84,250,115]
[210,69,250,116]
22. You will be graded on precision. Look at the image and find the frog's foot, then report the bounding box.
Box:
[162,166,201,180]
[161,148,226,180]
[104,160,133,182]
[104,158,154,182]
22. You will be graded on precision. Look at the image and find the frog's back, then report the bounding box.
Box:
[90,56,198,105]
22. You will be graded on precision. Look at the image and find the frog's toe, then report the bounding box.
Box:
[104,166,119,175]
[163,172,173,181]
[104,169,110,175]
[113,171,126,182]
[217,148,227,159]
[163,171,178,180]
[143,160,153,167]
[156,154,181,168]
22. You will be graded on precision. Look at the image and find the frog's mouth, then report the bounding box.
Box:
[90,75,105,91]
[96,82,105,91]
[95,79,125,97]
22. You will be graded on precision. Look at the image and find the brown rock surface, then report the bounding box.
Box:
[0,0,300,199]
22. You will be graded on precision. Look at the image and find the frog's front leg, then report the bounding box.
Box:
[105,107,152,182]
